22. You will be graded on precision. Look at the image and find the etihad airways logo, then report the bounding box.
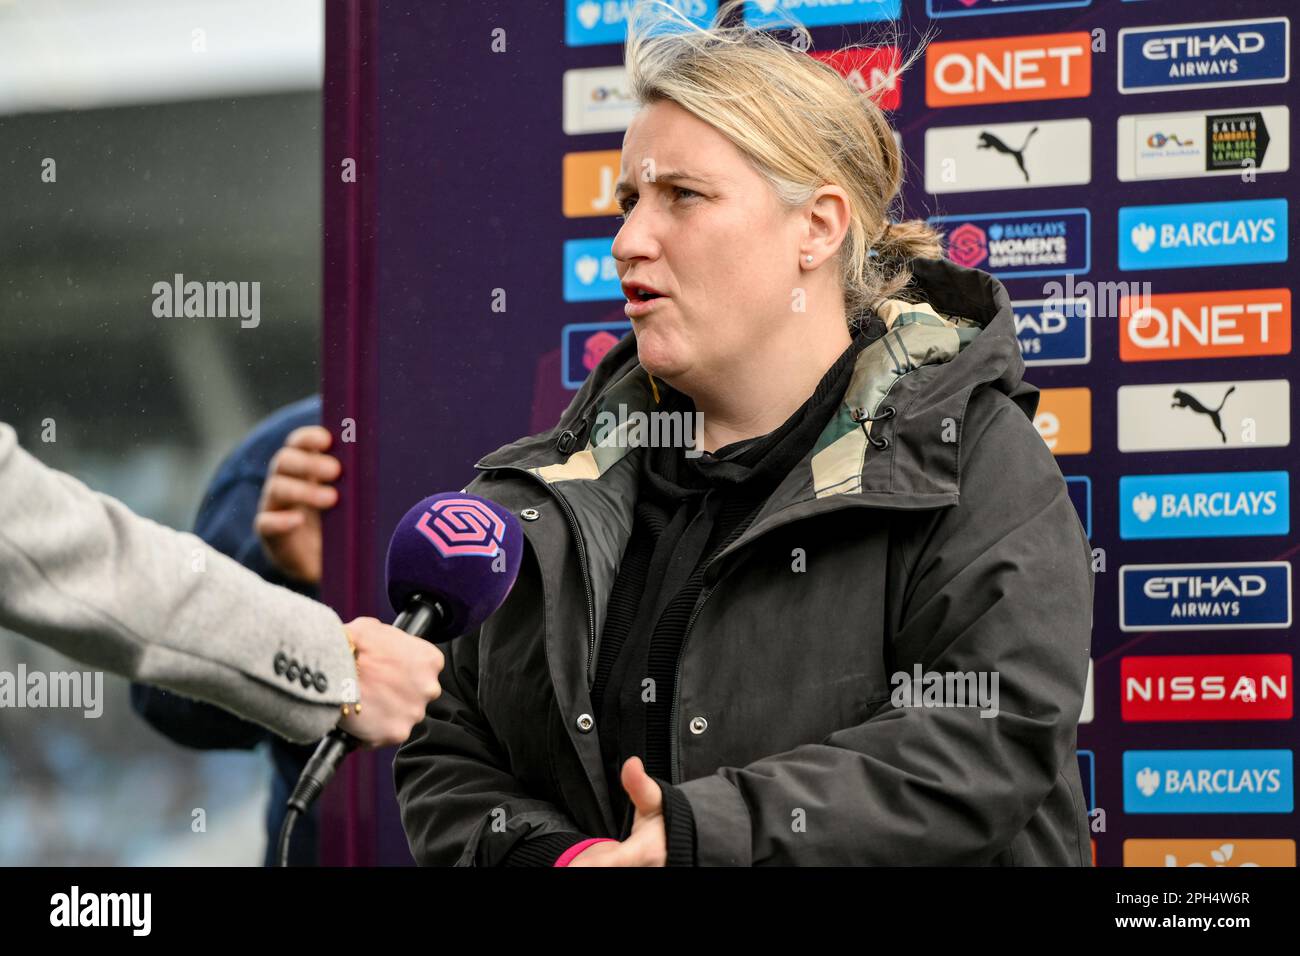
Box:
[1119,199,1287,270]
[1123,750,1293,813]
[1119,562,1292,631]
[926,32,1091,107]
[1013,297,1091,366]
[1119,18,1290,94]
[1119,471,1289,539]
[1121,654,1292,722]
[1119,289,1290,361]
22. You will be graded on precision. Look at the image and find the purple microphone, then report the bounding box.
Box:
[385,492,524,640]
[278,492,523,865]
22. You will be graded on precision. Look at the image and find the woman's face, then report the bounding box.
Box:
[612,100,807,391]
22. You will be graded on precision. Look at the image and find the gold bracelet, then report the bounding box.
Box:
[341,625,360,718]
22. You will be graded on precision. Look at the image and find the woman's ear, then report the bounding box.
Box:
[805,184,851,261]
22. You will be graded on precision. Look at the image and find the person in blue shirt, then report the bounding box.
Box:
[131,395,327,866]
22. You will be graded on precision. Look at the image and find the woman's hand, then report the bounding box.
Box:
[254,425,341,584]
[567,756,667,866]
[337,616,443,748]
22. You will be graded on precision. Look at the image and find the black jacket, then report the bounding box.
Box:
[395,258,1095,865]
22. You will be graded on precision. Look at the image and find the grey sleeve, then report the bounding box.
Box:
[0,422,357,744]
[675,390,1095,865]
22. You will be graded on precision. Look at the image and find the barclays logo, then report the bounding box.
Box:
[566,0,716,47]
[563,237,622,302]
[1120,471,1289,540]
[747,0,900,28]
[1118,199,1287,270]
[1120,562,1293,630]
[1124,750,1293,813]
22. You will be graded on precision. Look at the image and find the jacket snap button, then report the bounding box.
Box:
[521,508,540,521]
[575,713,595,733]
[556,429,577,454]
[689,716,708,735]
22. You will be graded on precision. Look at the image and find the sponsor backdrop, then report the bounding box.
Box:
[323,0,1296,865]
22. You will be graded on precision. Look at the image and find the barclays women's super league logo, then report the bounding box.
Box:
[415,498,506,558]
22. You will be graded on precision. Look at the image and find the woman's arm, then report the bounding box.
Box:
[0,422,440,747]
[673,388,1095,865]
[394,622,593,866]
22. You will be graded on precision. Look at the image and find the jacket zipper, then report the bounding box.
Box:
[477,464,598,685]
[475,374,922,785]
[480,459,728,780]
[669,579,716,783]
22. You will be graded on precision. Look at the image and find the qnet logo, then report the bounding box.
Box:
[926,32,1091,107]
[1119,289,1290,361]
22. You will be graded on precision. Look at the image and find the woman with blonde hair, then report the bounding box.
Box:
[393,0,1093,866]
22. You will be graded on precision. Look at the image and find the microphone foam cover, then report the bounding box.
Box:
[385,492,524,638]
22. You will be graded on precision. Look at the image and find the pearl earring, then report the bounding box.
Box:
[804,255,813,263]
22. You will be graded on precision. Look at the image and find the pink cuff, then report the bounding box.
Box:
[553,837,617,867]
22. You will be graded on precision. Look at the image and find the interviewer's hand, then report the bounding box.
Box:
[337,616,443,748]
[567,757,667,866]
[254,425,341,585]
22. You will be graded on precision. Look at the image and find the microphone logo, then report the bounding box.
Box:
[414,498,506,558]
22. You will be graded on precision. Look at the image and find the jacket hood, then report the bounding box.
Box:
[476,257,1038,511]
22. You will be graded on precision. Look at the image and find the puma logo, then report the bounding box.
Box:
[977,127,1039,182]
[1171,386,1236,444]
